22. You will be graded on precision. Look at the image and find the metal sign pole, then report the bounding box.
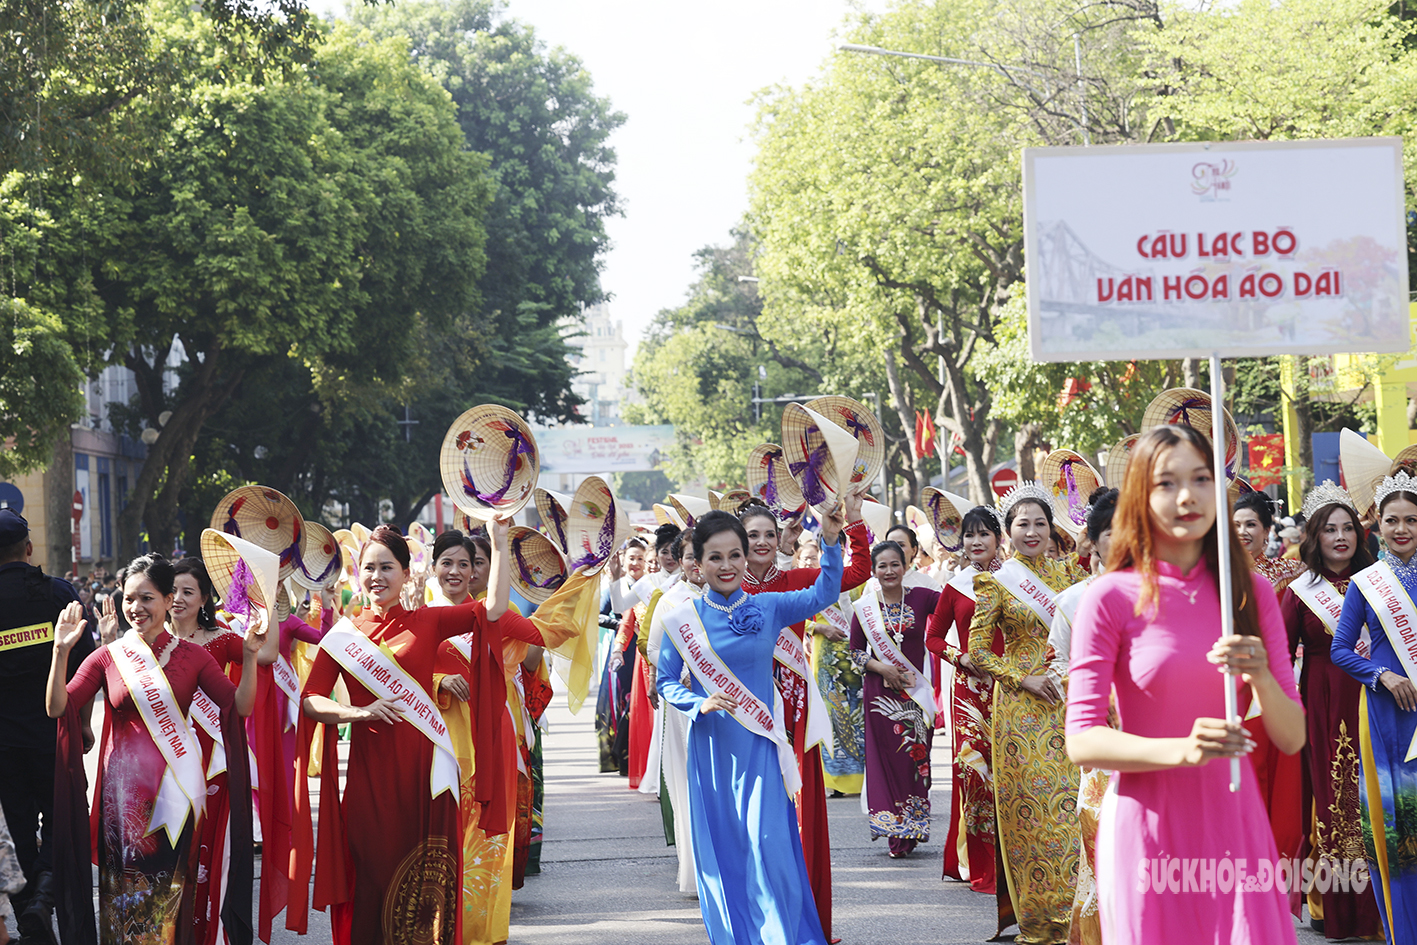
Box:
[1210,352,1242,793]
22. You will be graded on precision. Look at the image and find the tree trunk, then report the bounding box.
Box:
[118,344,246,556]
[1182,358,1201,389]
[43,432,75,577]
[1015,421,1044,480]
[883,349,929,506]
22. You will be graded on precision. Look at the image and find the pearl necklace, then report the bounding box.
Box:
[704,592,750,615]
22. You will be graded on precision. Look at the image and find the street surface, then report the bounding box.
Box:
[72,695,1324,944]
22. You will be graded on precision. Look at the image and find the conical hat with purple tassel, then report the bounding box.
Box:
[746,444,805,522]
[566,475,632,576]
[1038,449,1103,540]
[507,525,569,604]
[209,485,307,581]
[201,528,280,630]
[805,396,884,494]
[782,403,860,519]
[291,521,340,592]
[534,488,574,555]
[439,404,540,522]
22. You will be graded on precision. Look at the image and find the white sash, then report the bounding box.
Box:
[1354,561,1417,760]
[854,592,935,723]
[321,619,460,799]
[774,626,833,751]
[946,567,979,603]
[110,631,206,842]
[1292,573,1370,657]
[188,687,227,778]
[819,603,852,639]
[663,597,801,795]
[271,654,302,731]
[993,558,1058,627]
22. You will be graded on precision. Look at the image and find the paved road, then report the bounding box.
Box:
[73,694,1325,944]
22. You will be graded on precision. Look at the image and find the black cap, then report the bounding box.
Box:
[0,508,28,546]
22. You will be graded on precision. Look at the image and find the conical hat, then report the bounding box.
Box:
[1392,445,1417,477]
[1141,388,1240,477]
[746,444,805,520]
[566,476,631,576]
[1105,434,1139,488]
[920,487,972,552]
[408,522,434,548]
[669,494,713,527]
[859,499,894,544]
[507,525,569,604]
[407,537,429,575]
[209,485,306,580]
[781,403,860,517]
[653,503,685,528]
[708,490,724,510]
[275,581,295,625]
[1038,449,1103,539]
[717,488,752,514]
[439,404,540,522]
[350,522,372,545]
[1340,428,1390,516]
[291,521,340,591]
[534,488,574,554]
[806,396,885,494]
[332,528,360,590]
[201,528,280,629]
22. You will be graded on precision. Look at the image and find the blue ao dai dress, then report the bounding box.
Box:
[657,538,843,945]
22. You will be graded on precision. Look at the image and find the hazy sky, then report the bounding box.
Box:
[314,0,883,355]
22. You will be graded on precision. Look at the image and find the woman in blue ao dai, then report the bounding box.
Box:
[1330,478,1417,944]
[657,505,847,945]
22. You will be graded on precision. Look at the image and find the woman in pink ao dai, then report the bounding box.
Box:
[1065,424,1305,944]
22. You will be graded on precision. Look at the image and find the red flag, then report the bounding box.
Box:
[914,410,925,459]
[922,412,938,458]
[1247,434,1285,488]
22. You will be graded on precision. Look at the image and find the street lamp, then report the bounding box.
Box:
[838,42,1090,145]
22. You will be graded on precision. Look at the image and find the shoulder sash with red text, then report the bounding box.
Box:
[321,618,460,799]
[1292,572,1370,656]
[854,591,935,724]
[110,630,207,843]
[773,623,833,752]
[1354,561,1417,759]
[992,558,1058,627]
[662,596,802,795]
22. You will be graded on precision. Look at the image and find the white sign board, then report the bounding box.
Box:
[1023,137,1409,362]
[533,424,675,474]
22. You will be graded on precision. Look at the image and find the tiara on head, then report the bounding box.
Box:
[1300,480,1356,520]
[998,481,1055,520]
[1374,471,1417,512]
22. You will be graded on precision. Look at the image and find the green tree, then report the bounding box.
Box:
[749,0,1160,504]
[81,12,491,554]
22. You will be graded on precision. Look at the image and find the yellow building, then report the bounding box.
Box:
[1281,301,1417,499]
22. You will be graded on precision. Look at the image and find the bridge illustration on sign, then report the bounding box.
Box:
[1033,220,1317,353]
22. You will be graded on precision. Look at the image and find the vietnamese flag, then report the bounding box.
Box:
[922,412,938,458]
[1248,434,1285,488]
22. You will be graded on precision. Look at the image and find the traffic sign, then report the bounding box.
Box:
[990,468,1019,498]
[72,490,84,522]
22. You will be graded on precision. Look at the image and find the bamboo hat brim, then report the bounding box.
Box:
[291,521,340,591]
[350,522,372,545]
[653,503,685,528]
[782,403,860,518]
[1038,449,1103,539]
[746,444,805,520]
[1340,428,1390,516]
[669,494,713,527]
[717,488,752,515]
[1141,388,1240,476]
[566,476,631,576]
[534,488,574,554]
[806,396,884,494]
[860,499,894,544]
[201,528,280,628]
[920,488,973,552]
[439,404,540,521]
[1105,434,1140,489]
[209,485,306,581]
[507,525,569,604]
[408,522,434,547]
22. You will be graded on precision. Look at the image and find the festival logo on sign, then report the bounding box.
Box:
[1191,160,1236,201]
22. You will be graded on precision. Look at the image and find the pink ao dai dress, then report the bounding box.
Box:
[1065,558,1302,944]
